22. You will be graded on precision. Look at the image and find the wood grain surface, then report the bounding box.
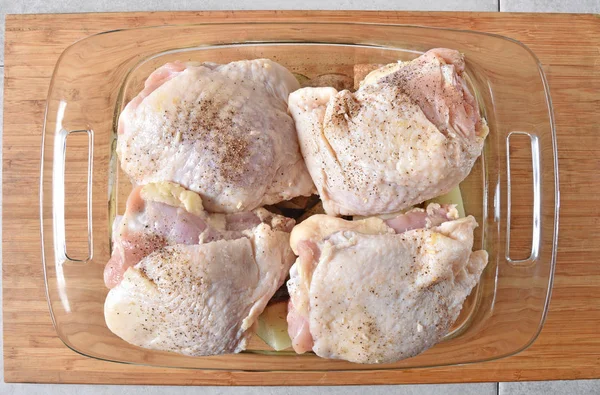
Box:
[3,11,599,385]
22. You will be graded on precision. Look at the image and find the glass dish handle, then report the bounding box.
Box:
[505,131,541,266]
[53,129,94,263]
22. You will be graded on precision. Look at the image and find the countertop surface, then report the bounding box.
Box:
[1,1,599,394]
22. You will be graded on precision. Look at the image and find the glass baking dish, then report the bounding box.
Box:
[40,22,559,371]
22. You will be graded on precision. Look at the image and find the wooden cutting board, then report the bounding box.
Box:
[3,11,599,385]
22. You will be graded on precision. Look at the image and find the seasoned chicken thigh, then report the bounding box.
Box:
[288,48,488,216]
[105,232,294,356]
[286,204,488,364]
[104,183,296,356]
[118,59,314,213]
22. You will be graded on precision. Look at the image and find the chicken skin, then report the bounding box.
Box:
[118,59,314,213]
[104,183,296,356]
[288,49,488,216]
[286,204,488,364]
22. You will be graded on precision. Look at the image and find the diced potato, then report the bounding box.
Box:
[256,301,292,351]
[425,186,466,218]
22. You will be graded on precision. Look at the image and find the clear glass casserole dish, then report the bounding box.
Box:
[40,22,559,371]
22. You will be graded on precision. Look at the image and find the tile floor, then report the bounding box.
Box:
[1,0,598,393]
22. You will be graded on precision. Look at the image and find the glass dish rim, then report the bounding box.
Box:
[39,21,560,371]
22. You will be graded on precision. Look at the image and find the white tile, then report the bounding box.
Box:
[1,0,499,13]
[500,0,600,12]
[0,0,499,65]
[500,380,600,395]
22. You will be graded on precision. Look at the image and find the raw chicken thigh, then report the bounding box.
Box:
[288,48,488,216]
[286,204,488,364]
[104,182,296,356]
[118,59,314,213]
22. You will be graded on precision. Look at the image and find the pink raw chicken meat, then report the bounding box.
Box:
[286,204,488,363]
